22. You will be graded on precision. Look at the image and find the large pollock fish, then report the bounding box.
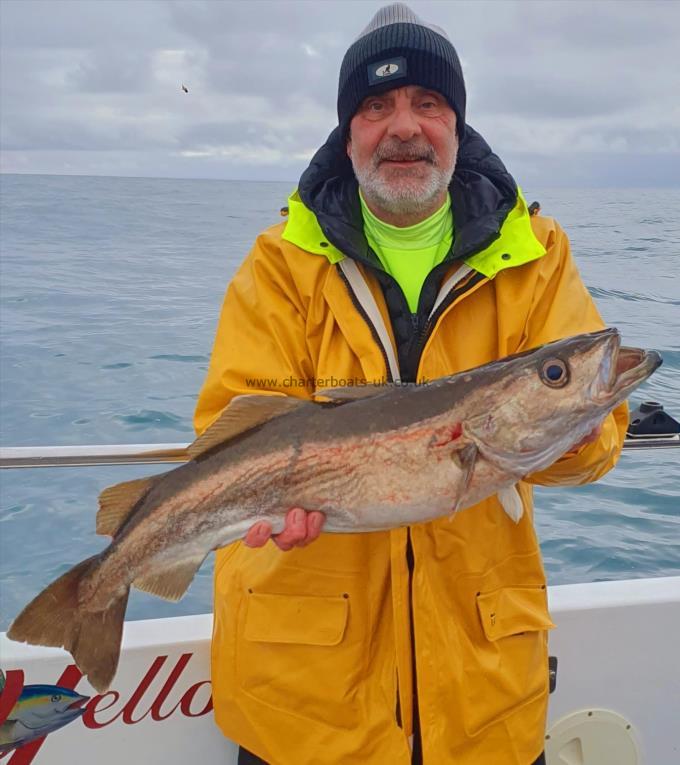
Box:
[7,328,661,691]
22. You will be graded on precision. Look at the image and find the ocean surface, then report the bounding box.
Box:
[0,174,678,631]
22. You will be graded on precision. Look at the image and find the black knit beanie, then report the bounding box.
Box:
[337,2,466,140]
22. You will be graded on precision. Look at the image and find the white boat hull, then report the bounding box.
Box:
[1,576,679,764]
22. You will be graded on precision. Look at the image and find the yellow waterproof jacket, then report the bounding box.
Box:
[195,127,627,765]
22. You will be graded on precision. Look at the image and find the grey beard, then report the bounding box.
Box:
[351,148,456,217]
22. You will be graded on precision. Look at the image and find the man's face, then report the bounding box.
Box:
[347,85,459,218]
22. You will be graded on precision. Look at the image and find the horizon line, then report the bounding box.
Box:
[1,171,679,191]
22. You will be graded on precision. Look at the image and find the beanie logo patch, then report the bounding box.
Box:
[368,56,407,86]
[376,62,400,77]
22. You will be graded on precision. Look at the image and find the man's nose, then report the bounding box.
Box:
[386,104,422,141]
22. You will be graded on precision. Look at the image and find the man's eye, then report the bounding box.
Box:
[367,102,384,112]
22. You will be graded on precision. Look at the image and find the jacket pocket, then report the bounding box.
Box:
[463,585,555,736]
[236,589,365,729]
[477,585,555,641]
[243,592,349,645]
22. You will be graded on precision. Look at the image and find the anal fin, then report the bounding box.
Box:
[133,554,207,602]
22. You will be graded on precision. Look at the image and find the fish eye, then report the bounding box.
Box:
[540,358,569,388]
[51,694,62,702]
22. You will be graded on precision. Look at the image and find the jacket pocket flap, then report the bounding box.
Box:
[244,592,349,646]
[476,586,555,641]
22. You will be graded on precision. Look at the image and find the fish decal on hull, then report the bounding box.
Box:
[0,670,89,752]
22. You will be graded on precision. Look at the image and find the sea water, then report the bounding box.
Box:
[1,174,678,630]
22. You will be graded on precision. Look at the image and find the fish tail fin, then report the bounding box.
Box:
[7,556,99,649]
[7,555,129,692]
[67,587,130,693]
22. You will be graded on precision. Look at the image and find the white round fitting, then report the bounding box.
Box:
[545,708,639,764]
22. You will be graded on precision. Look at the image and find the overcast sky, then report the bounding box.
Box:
[1,0,679,187]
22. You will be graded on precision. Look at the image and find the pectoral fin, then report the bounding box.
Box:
[451,443,477,511]
[498,485,524,523]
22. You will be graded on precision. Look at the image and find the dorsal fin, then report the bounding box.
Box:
[96,475,158,536]
[313,383,393,404]
[187,394,307,459]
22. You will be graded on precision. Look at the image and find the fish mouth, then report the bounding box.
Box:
[67,695,90,710]
[594,337,662,405]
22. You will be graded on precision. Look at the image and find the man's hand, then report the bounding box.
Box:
[244,507,326,551]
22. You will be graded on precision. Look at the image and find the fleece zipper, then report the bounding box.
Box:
[403,268,487,382]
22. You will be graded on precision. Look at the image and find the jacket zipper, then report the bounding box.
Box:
[403,270,488,743]
[407,269,487,382]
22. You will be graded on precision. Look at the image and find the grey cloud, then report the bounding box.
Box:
[165,0,345,108]
[68,49,155,93]
[0,0,181,49]
[178,119,325,151]
[517,0,680,50]
[2,114,177,152]
[179,121,268,147]
[166,0,352,50]
[464,6,679,121]
[478,75,640,120]
[2,119,95,151]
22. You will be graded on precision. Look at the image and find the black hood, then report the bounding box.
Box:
[298,124,518,266]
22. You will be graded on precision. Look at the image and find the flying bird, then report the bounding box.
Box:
[181,84,189,93]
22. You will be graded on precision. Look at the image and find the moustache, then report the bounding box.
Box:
[374,141,437,165]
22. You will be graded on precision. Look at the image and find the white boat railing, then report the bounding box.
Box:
[0,443,190,469]
[0,434,678,469]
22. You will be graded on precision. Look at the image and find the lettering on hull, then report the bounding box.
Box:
[0,654,212,763]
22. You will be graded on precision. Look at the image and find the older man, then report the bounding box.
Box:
[195,4,627,764]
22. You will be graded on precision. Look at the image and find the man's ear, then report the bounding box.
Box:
[346,132,352,160]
